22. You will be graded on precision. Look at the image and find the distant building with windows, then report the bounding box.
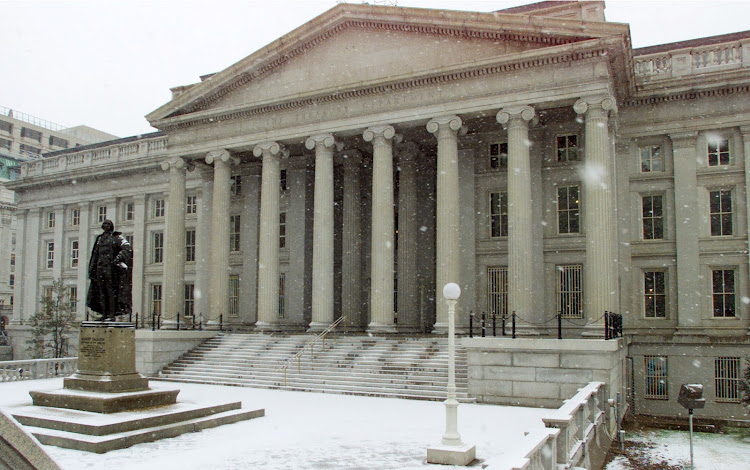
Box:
[5,1,750,420]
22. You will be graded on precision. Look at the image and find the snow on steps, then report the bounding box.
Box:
[158,333,473,402]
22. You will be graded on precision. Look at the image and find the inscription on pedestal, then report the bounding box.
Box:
[79,337,106,360]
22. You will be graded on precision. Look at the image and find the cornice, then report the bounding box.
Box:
[623,84,750,108]
[156,44,611,133]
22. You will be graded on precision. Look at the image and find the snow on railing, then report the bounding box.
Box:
[20,135,168,178]
[0,357,78,382]
[693,43,742,69]
[506,428,560,470]
[634,40,748,80]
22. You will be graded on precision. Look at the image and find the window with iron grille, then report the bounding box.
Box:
[557,186,580,234]
[152,232,164,264]
[279,273,286,319]
[153,199,165,218]
[97,206,107,223]
[124,202,134,221]
[556,135,579,162]
[70,208,80,226]
[185,230,196,262]
[708,138,730,166]
[487,267,508,319]
[489,142,508,169]
[46,212,55,229]
[640,145,662,172]
[556,264,582,318]
[709,190,732,236]
[712,269,735,317]
[186,195,197,214]
[49,135,69,148]
[645,356,668,399]
[279,212,286,248]
[70,240,79,268]
[489,192,508,238]
[229,275,239,318]
[0,121,11,133]
[151,284,162,317]
[46,242,54,269]
[184,283,195,317]
[280,170,287,192]
[230,175,242,196]
[644,271,666,318]
[21,127,42,142]
[230,215,241,252]
[715,357,741,402]
[642,195,664,240]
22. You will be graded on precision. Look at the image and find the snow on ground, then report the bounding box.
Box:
[0,379,552,469]
[605,427,750,470]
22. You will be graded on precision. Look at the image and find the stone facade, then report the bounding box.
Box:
[4,1,750,419]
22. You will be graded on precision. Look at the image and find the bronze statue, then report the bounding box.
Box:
[86,220,132,321]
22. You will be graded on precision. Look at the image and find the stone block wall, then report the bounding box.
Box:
[462,337,628,409]
[135,330,219,376]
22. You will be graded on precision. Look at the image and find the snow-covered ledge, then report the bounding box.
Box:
[135,330,219,376]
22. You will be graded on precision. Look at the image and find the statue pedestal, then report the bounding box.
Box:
[31,322,177,413]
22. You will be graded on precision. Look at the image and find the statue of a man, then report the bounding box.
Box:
[86,220,132,321]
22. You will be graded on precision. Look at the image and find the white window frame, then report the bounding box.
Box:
[70,208,80,226]
[709,189,733,237]
[642,194,664,240]
[711,269,736,318]
[46,212,55,229]
[153,199,165,218]
[557,185,580,234]
[184,283,195,317]
[489,142,508,170]
[279,212,286,249]
[556,134,579,162]
[46,242,54,269]
[97,206,107,224]
[124,202,135,221]
[151,284,162,317]
[152,232,164,264]
[186,195,197,215]
[70,240,79,268]
[640,145,663,173]
[644,270,666,318]
[230,174,242,196]
[185,229,196,262]
[489,192,508,238]
[230,215,241,252]
[707,137,730,167]
[279,273,286,319]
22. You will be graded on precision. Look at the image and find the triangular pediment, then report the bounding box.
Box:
[147,3,629,128]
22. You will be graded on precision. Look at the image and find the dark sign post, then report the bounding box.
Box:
[678,383,705,470]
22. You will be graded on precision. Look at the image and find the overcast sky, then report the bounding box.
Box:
[3,0,749,138]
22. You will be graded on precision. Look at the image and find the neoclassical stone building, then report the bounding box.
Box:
[6,1,750,418]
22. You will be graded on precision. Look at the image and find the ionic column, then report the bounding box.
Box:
[574,96,617,333]
[205,150,237,326]
[161,157,188,327]
[427,116,462,332]
[396,141,420,331]
[10,209,28,325]
[52,205,64,280]
[497,106,536,325]
[364,125,399,333]
[254,141,285,329]
[306,134,337,332]
[742,127,750,336]
[341,150,363,330]
[76,203,91,321]
[670,131,701,332]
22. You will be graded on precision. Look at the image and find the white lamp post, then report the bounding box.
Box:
[427,283,476,466]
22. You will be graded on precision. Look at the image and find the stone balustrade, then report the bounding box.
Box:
[19,135,168,178]
[634,39,749,80]
[505,428,559,470]
[0,357,78,382]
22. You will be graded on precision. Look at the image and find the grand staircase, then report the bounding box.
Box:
[158,334,471,402]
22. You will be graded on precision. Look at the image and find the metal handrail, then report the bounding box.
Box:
[280,315,346,386]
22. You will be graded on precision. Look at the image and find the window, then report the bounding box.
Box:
[97,206,107,223]
[645,356,668,400]
[230,215,241,252]
[556,134,579,162]
[10,253,15,267]
[153,199,165,218]
[46,242,54,269]
[279,273,286,319]
[151,284,162,317]
[152,232,164,264]
[230,175,242,196]
[70,240,79,268]
[709,190,732,236]
[46,212,55,229]
[49,136,69,148]
[715,357,741,402]
[712,269,735,317]
[70,208,80,226]
[557,186,580,234]
[279,212,286,248]
[229,275,239,318]
[644,271,666,318]
[489,192,508,238]
[487,266,508,318]
[280,170,287,192]
[9,274,14,287]
[489,142,508,169]
[185,229,196,262]
[186,195,197,215]
[69,286,78,311]
[0,120,11,133]
[19,144,41,157]
[640,145,663,172]
[0,138,11,150]
[124,202,134,221]
[124,234,134,247]
[184,283,195,317]
[642,195,664,240]
[708,138,730,166]
[21,127,42,142]
[557,265,582,318]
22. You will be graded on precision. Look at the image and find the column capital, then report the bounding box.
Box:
[573,95,616,116]
[426,115,462,135]
[363,125,400,143]
[396,141,420,163]
[205,150,238,165]
[668,131,698,149]
[738,125,750,138]
[160,157,193,171]
[305,133,339,151]
[496,106,536,126]
[252,141,288,159]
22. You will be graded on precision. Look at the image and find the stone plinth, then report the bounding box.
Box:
[426,443,476,466]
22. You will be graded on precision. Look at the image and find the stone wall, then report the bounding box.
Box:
[4,325,80,361]
[0,346,11,361]
[462,337,628,409]
[135,330,219,376]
